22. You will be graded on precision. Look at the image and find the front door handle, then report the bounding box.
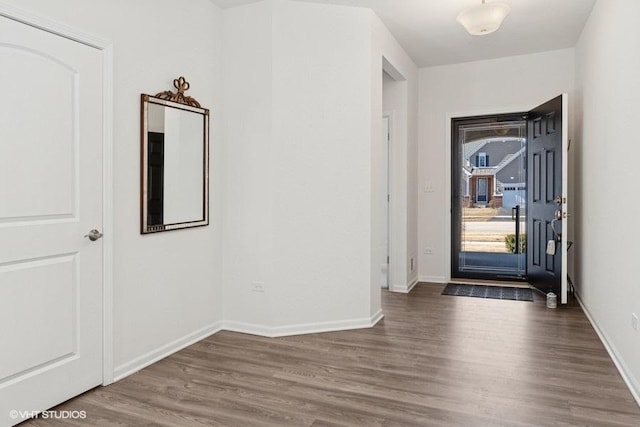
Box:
[511,205,520,221]
[84,229,103,241]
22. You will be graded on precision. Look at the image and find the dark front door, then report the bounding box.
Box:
[526,95,568,300]
[451,114,527,281]
[476,178,488,203]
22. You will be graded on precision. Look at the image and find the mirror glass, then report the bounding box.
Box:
[141,94,209,233]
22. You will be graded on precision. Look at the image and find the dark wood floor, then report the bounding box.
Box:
[26,283,640,426]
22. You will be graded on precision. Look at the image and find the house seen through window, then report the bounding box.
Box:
[478,152,487,167]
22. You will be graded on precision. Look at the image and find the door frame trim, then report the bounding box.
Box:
[444,105,532,284]
[0,4,115,385]
[560,93,569,304]
[382,113,392,289]
[450,113,527,281]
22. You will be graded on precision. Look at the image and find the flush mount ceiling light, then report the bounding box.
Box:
[457,0,511,36]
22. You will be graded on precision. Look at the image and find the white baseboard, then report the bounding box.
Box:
[112,321,224,382]
[576,293,640,406]
[112,311,386,382]
[419,275,447,284]
[224,310,384,338]
[369,308,384,326]
[220,320,273,337]
[391,278,419,293]
[409,272,418,286]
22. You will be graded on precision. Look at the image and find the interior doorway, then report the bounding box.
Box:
[451,114,528,281]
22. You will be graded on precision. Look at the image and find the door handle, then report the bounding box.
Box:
[513,205,521,254]
[84,229,103,241]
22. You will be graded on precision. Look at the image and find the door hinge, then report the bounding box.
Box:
[387,194,390,202]
[387,256,389,263]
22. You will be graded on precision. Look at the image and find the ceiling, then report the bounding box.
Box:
[210,0,596,67]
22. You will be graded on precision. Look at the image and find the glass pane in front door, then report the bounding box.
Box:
[452,115,527,280]
[476,178,488,203]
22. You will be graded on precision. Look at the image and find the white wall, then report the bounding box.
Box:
[221,0,275,329]
[222,0,379,334]
[271,0,373,327]
[418,49,575,282]
[3,0,225,379]
[222,0,418,332]
[574,0,640,401]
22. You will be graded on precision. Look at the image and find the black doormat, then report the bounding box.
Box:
[442,283,533,302]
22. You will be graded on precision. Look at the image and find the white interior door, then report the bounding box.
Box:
[0,15,103,425]
[381,116,390,289]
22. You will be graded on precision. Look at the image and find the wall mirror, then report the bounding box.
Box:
[141,77,209,233]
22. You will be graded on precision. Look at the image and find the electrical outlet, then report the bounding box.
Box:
[252,281,265,293]
[632,313,638,332]
[424,248,433,255]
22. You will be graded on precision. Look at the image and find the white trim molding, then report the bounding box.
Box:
[0,3,115,386]
[116,311,385,379]
[224,310,384,338]
[576,293,640,406]
[101,42,115,386]
[0,3,110,50]
[113,322,224,382]
[391,278,419,293]
[419,275,447,284]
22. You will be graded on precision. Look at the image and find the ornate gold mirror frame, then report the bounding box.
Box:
[140,77,210,234]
